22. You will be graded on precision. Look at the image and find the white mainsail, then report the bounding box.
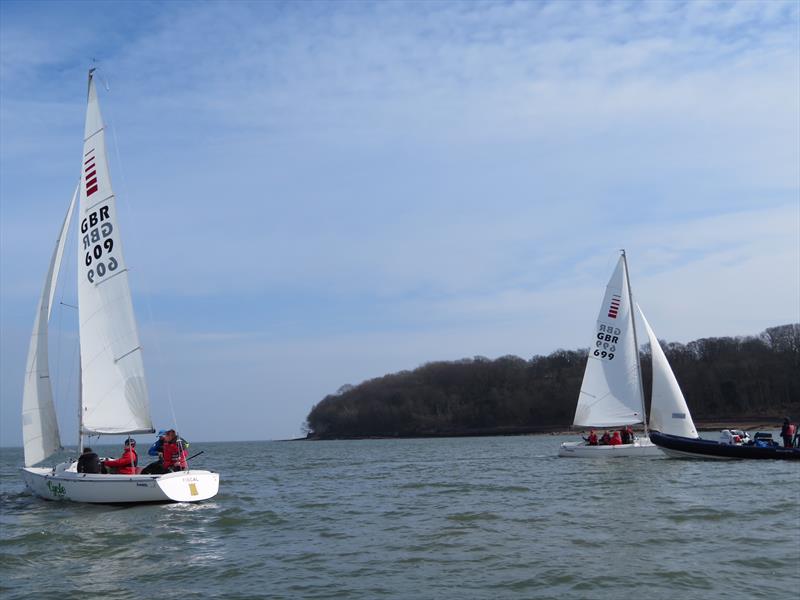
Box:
[22,187,77,466]
[77,70,153,435]
[637,305,698,439]
[573,255,643,427]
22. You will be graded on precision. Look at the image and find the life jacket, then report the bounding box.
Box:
[588,432,598,445]
[610,431,622,445]
[161,440,188,470]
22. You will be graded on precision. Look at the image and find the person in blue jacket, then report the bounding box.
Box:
[141,430,167,474]
[148,430,168,457]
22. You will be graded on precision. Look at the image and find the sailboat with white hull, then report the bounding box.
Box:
[558,251,660,457]
[20,70,219,503]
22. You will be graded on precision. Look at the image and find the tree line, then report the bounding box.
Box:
[304,324,800,439]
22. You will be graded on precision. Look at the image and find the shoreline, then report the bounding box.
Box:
[299,419,782,441]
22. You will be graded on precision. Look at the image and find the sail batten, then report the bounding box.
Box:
[22,187,77,466]
[77,70,153,436]
[572,255,644,428]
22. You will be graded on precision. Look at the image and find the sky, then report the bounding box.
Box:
[1,0,798,446]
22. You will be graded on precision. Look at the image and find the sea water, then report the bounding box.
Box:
[1,435,798,599]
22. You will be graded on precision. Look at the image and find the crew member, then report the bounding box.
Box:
[585,430,598,446]
[148,430,168,458]
[102,439,138,474]
[77,447,102,474]
[620,425,634,445]
[161,429,188,472]
[780,418,796,448]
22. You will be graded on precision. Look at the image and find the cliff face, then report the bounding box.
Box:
[305,324,800,439]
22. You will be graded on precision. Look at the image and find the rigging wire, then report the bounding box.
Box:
[101,75,181,435]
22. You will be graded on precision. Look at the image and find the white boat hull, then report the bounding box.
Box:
[558,438,662,458]
[21,465,219,504]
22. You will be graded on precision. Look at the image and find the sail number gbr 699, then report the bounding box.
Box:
[82,205,117,283]
[593,324,620,361]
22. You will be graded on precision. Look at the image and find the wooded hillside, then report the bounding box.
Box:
[304,324,799,439]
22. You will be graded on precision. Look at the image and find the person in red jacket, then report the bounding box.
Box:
[161,430,188,472]
[584,430,598,446]
[102,439,138,474]
[609,430,622,446]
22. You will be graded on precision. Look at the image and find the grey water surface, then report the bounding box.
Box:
[1,435,798,599]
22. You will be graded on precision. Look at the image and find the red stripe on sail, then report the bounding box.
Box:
[84,155,94,164]
[85,170,96,181]
[608,295,621,319]
[85,163,95,172]
[87,184,98,196]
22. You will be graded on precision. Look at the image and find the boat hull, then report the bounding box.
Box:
[650,431,800,460]
[20,466,220,503]
[558,438,662,458]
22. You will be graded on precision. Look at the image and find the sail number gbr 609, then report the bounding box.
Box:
[82,205,117,283]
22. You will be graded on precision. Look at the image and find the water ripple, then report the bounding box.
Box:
[2,437,798,599]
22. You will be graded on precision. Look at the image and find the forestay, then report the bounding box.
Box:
[573,256,643,427]
[77,71,153,435]
[637,305,698,439]
[21,188,77,466]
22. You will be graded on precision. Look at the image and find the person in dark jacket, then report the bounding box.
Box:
[620,426,633,445]
[77,447,102,474]
[780,418,795,448]
[102,439,138,474]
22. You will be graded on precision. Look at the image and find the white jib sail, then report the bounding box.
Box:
[573,255,643,428]
[22,187,77,466]
[637,305,698,439]
[77,71,154,435]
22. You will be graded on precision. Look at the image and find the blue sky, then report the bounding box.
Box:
[1,0,798,445]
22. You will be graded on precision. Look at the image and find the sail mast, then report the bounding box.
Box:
[621,249,648,436]
[76,69,93,456]
[78,357,84,453]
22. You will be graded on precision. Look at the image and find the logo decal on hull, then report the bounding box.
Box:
[47,480,67,499]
